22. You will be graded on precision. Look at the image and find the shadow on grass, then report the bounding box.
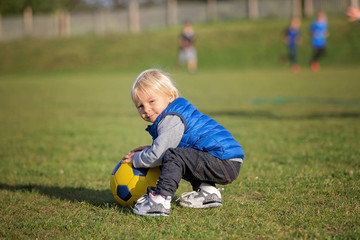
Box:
[0,183,131,213]
[204,110,360,120]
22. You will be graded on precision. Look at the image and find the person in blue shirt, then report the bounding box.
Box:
[309,11,328,72]
[122,69,244,216]
[284,18,301,73]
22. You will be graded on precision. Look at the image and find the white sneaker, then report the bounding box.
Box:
[178,183,223,208]
[133,187,171,217]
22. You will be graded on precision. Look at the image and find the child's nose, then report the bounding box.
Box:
[143,105,151,113]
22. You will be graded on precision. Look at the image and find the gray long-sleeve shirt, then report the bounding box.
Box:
[133,115,185,168]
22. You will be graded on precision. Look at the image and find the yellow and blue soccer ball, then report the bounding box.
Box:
[110,161,161,207]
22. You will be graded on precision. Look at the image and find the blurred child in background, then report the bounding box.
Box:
[122,69,244,216]
[309,11,329,72]
[176,22,197,73]
[284,17,302,74]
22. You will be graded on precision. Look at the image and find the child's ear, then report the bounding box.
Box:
[168,93,175,102]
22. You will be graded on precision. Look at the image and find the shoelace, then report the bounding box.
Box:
[176,191,196,202]
[176,187,224,202]
[135,194,148,206]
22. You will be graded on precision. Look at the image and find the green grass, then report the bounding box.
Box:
[0,67,359,239]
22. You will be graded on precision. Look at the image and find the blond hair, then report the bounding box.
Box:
[131,69,179,104]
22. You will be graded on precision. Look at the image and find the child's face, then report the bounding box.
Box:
[317,12,327,21]
[291,18,300,28]
[135,90,174,123]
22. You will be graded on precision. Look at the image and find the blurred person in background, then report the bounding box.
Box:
[346,7,360,22]
[284,17,302,74]
[176,22,197,74]
[309,11,329,72]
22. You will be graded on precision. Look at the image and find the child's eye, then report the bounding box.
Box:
[137,105,143,109]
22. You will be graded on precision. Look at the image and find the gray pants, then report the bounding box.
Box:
[156,148,242,197]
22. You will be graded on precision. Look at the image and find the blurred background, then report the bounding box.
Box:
[0,0,359,74]
[0,0,356,40]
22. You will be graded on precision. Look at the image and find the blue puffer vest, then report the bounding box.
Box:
[146,98,244,160]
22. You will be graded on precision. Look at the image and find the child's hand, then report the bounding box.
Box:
[347,7,360,22]
[122,152,135,164]
[122,146,151,164]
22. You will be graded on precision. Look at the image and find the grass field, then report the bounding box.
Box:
[0,66,359,239]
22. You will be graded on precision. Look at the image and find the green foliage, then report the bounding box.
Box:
[0,18,359,74]
[0,67,359,239]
